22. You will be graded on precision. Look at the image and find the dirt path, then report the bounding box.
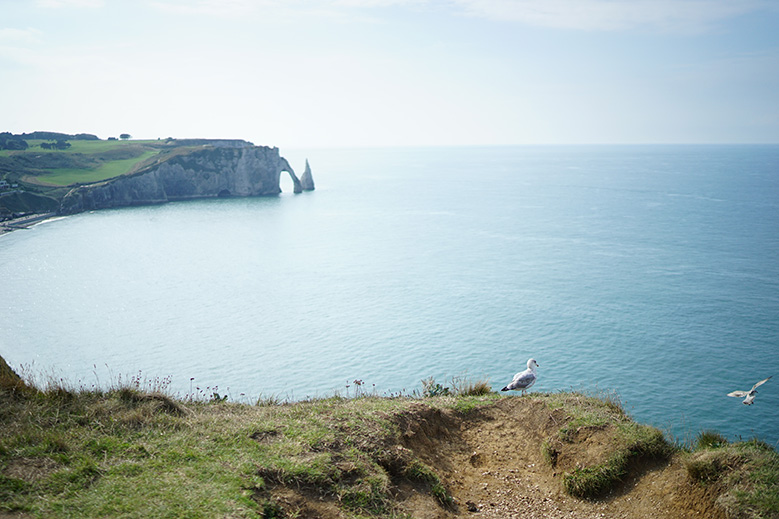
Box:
[395,398,725,518]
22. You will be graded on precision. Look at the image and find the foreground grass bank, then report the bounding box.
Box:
[2,378,457,518]
[1,360,777,518]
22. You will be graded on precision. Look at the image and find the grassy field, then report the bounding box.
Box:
[0,140,162,157]
[31,150,162,186]
[2,139,167,188]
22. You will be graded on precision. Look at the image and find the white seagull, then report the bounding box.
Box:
[501,358,539,394]
[727,376,772,405]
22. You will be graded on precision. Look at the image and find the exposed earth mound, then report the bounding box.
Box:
[262,398,725,518]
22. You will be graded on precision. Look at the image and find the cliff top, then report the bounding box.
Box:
[1,361,776,518]
[0,134,305,220]
[0,136,261,190]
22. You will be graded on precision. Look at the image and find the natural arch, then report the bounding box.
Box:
[280,163,303,194]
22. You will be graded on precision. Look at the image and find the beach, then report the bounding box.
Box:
[0,212,58,236]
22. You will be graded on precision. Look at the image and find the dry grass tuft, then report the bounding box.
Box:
[450,375,492,397]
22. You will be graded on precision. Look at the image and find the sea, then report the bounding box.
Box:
[1,145,778,446]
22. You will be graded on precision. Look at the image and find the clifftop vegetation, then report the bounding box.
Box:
[0,133,158,219]
[1,356,776,518]
[0,132,255,220]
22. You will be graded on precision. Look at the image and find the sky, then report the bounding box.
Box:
[1,0,778,147]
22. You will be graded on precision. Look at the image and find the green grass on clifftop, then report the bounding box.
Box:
[0,368,487,518]
[535,391,673,499]
[35,149,161,186]
[0,138,189,215]
[12,140,165,187]
[685,431,779,519]
[1,361,777,519]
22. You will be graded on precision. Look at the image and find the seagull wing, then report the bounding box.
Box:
[752,376,772,391]
[728,390,749,397]
[507,370,536,390]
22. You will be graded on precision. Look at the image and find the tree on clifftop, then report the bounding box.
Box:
[120,133,132,140]
[0,133,29,150]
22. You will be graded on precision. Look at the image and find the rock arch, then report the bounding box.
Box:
[280,159,303,194]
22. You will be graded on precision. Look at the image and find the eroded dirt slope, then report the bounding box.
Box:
[392,398,725,519]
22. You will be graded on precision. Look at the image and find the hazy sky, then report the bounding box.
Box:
[2,0,778,147]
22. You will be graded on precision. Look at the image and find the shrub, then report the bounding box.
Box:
[696,430,729,450]
[421,377,450,397]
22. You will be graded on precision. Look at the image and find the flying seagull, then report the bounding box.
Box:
[727,376,772,405]
[501,358,539,394]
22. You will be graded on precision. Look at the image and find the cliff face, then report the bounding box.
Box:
[60,145,312,215]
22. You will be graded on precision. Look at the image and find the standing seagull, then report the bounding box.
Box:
[728,376,772,405]
[501,358,540,394]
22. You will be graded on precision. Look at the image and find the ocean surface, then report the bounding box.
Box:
[2,145,778,445]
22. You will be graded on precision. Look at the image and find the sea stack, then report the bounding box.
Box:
[300,159,315,191]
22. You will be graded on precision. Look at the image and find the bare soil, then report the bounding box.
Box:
[268,398,726,518]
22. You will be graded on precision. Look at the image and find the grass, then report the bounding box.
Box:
[533,391,673,499]
[535,391,779,516]
[0,365,470,518]
[685,434,779,518]
[3,359,778,518]
[560,423,670,499]
[0,136,237,215]
[35,150,161,186]
[420,374,492,398]
[2,139,174,189]
[0,139,159,156]
[12,140,166,187]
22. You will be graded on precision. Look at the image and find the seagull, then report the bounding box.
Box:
[501,358,539,394]
[727,376,772,405]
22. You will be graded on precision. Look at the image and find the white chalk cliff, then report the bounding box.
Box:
[60,143,313,215]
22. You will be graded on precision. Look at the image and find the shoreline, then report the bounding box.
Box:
[0,212,59,237]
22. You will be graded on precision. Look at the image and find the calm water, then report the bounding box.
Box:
[2,145,778,445]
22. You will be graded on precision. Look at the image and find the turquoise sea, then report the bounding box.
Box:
[1,145,778,445]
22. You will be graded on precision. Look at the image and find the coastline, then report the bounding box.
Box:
[0,212,59,237]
